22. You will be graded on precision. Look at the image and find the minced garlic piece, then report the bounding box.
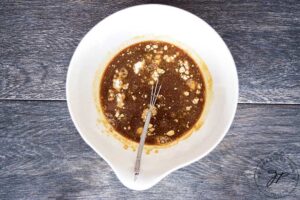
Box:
[184,91,189,96]
[136,127,143,135]
[165,130,175,136]
[133,60,145,74]
[113,79,122,91]
[192,98,199,104]
[116,93,125,108]
[187,79,196,91]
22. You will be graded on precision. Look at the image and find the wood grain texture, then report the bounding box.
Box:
[0,0,299,103]
[0,101,299,199]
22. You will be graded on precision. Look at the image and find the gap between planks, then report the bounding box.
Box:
[0,98,300,106]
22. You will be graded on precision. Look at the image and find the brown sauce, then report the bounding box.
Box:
[100,41,206,145]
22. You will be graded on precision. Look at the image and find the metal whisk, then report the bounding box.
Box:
[134,80,162,181]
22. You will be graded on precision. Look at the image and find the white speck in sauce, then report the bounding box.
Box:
[116,93,125,108]
[151,71,159,81]
[133,60,145,74]
[192,98,199,104]
[113,79,122,91]
[157,68,165,74]
[179,67,185,73]
[165,130,175,136]
[122,83,129,90]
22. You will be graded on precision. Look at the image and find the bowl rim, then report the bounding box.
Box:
[66,4,239,190]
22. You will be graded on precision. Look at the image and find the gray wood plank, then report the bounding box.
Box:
[0,101,299,199]
[0,0,299,103]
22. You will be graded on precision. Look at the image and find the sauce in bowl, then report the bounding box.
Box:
[100,41,206,145]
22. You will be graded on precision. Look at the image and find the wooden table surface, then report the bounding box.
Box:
[0,1,299,199]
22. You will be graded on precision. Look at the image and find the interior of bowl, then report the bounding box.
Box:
[66,4,238,190]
